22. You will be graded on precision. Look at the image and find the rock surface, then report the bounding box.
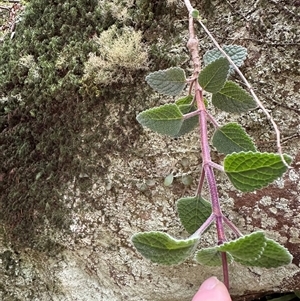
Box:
[0,0,299,300]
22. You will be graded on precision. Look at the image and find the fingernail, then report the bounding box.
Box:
[201,277,219,290]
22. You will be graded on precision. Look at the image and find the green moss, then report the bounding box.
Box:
[0,0,115,247]
[0,0,188,248]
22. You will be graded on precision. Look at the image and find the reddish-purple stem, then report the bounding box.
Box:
[186,15,230,288]
[195,167,205,196]
[196,86,229,286]
[183,109,201,120]
[221,252,230,289]
[206,111,220,128]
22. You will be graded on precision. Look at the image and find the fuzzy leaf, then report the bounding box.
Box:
[224,152,292,192]
[175,95,194,107]
[212,81,256,113]
[176,196,212,235]
[164,173,174,186]
[175,95,199,137]
[195,248,233,266]
[212,122,256,154]
[146,67,186,96]
[136,104,183,137]
[175,117,198,137]
[235,238,293,268]
[217,232,266,261]
[131,231,198,265]
[198,57,229,93]
[204,45,248,71]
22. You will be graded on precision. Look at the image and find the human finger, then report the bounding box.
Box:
[192,277,232,301]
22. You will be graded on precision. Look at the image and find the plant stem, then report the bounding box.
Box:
[196,167,205,196]
[184,0,287,167]
[223,216,243,237]
[196,82,229,287]
[201,96,230,287]
[221,252,230,288]
[206,111,220,128]
[186,13,230,288]
[209,161,224,172]
[183,109,201,120]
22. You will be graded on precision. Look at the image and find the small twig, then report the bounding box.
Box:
[183,109,201,120]
[183,0,193,13]
[256,133,300,146]
[205,111,220,128]
[195,18,289,168]
[225,37,300,47]
[209,162,224,172]
[223,216,243,237]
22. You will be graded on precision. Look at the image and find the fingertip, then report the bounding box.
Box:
[199,276,219,290]
[192,277,232,301]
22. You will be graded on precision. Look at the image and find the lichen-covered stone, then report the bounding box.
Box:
[0,0,299,300]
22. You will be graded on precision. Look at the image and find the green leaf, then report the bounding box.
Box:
[176,196,212,235]
[137,97,198,138]
[212,81,256,113]
[131,231,198,265]
[136,104,183,137]
[212,122,256,155]
[217,232,266,261]
[176,116,198,137]
[195,248,233,266]
[175,95,194,107]
[224,152,292,192]
[196,233,293,269]
[236,238,293,268]
[175,95,199,137]
[164,173,174,186]
[204,45,248,71]
[198,57,229,93]
[191,9,199,19]
[146,67,186,96]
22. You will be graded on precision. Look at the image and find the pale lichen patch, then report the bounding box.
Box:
[83,25,148,85]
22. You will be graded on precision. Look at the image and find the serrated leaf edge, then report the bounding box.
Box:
[204,45,248,68]
[145,67,187,96]
[224,151,292,171]
[212,122,257,154]
[131,231,199,250]
[194,247,234,266]
[198,57,230,93]
[236,238,293,267]
[217,231,266,261]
